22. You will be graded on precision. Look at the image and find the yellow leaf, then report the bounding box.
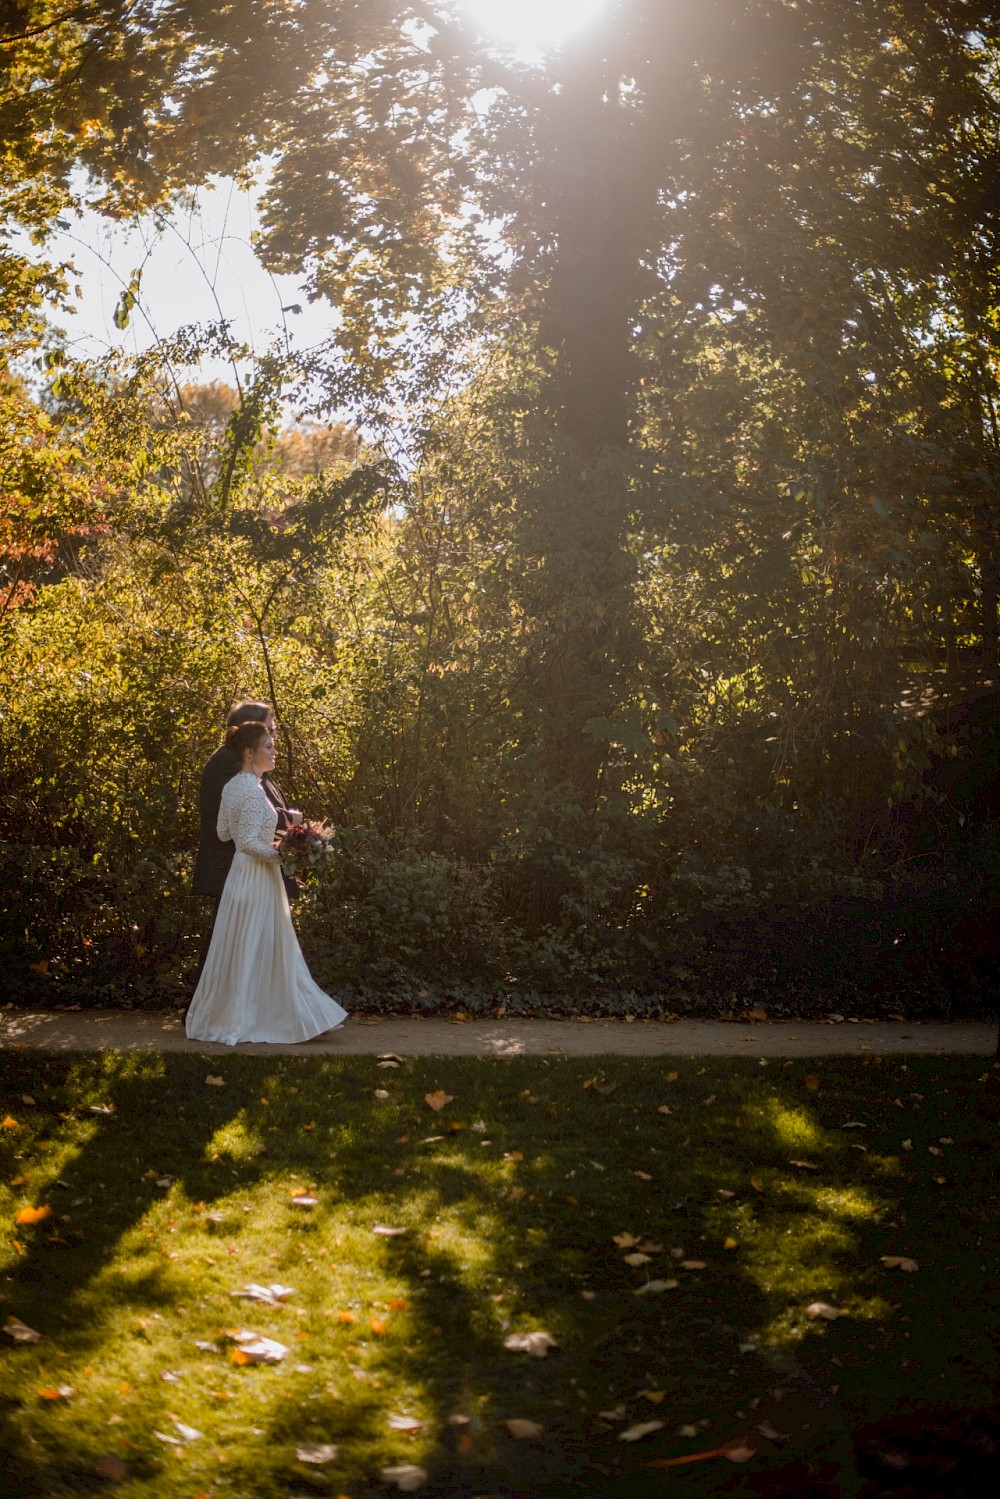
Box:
[724,1237,739,1250]
[638,1390,666,1404]
[665,1072,679,1083]
[880,1255,919,1272]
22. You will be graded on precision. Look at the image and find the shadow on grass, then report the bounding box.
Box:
[1,1052,997,1497]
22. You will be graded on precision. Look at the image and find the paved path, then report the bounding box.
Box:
[0,1008,994,1057]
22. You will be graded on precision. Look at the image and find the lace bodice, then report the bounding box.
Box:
[218,773,280,862]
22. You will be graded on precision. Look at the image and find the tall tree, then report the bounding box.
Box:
[4,2,999,793]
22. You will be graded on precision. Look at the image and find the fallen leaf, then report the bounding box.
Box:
[38,1385,75,1400]
[389,1297,408,1311]
[637,1240,663,1254]
[3,1316,42,1344]
[231,1283,296,1306]
[337,1311,356,1324]
[756,1419,788,1442]
[613,1232,640,1248]
[805,1075,820,1091]
[94,1455,128,1482]
[505,1418,543,1439]
[665,1071,679,1082]
[657,1104,672,1114]
[373,1225,407,1236]
[805,1302,841,1320]
[378,1054,404,1065]
[724,1237,739,1250]
[204,1075,225,1087]
[504,1331,558,1358]
[297,1443,338,1464]
[747,1006,767,1022]
[725,1444,757,1463]
[620,1419,664,1442]
[633,1279,679,1295]
[880,1255,919,1272]
[750,1176,764,1192]
[702,1095,717,1106]
[381,1464,428,1490]
[289,1194,317,1208]
[171,1418,203,1442]
[639,1389,666,1404]
[224,1330,288,1363]
[387,1413,422,1431]
[374,1089,391,1100]
[370,1318,386,1335]
[789,1160,818,1171]
[717,1189,736,1200]
[2,1117,19,1129]
[504,1151,523,1162]
[680,1260,706,1270]
[633,1170,653,1181]
[424,1091,454,1112]
[623,1253,652,1267]
[598,1404,628,1421]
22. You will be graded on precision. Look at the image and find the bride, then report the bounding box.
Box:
[185,719,348,1045]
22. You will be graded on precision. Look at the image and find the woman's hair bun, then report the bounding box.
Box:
[226,720,268,756]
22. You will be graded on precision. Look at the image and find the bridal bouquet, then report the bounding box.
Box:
[276,819,334,880]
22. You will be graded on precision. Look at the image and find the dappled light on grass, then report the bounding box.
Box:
[763,1098,823,1152]
[1,1052,997,1496]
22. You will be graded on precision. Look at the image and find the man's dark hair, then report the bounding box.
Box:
[226,700,271,729]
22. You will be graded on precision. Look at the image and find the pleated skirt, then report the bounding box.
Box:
[185,852,347,1045]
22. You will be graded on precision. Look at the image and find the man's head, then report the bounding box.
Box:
[226,700,275,735]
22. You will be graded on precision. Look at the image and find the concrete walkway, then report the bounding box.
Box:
[0,1008,995,1057]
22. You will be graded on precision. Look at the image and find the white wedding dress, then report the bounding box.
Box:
[185,772,348,1045]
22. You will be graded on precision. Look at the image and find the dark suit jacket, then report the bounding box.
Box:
[193,746,299,899]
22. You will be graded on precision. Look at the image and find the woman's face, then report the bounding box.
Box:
[248,731,276,776]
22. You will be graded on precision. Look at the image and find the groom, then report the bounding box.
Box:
[191,700,302,983]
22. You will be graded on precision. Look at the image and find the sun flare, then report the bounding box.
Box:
[462,0,609,55]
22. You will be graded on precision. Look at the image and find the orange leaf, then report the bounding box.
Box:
[337,1311,356,1324]
[805,1075,820,1091]
[388,1298,408,1311]
[38,1385,75,1400]
[2,1117,19,1130]
[424,1091,454,1111]
[370,1319,386,1335]
[16,1205,51,1226]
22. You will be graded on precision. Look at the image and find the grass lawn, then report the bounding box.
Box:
[1,1049,997,1498]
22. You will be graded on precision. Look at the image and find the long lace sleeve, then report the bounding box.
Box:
[218,776,281,862]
